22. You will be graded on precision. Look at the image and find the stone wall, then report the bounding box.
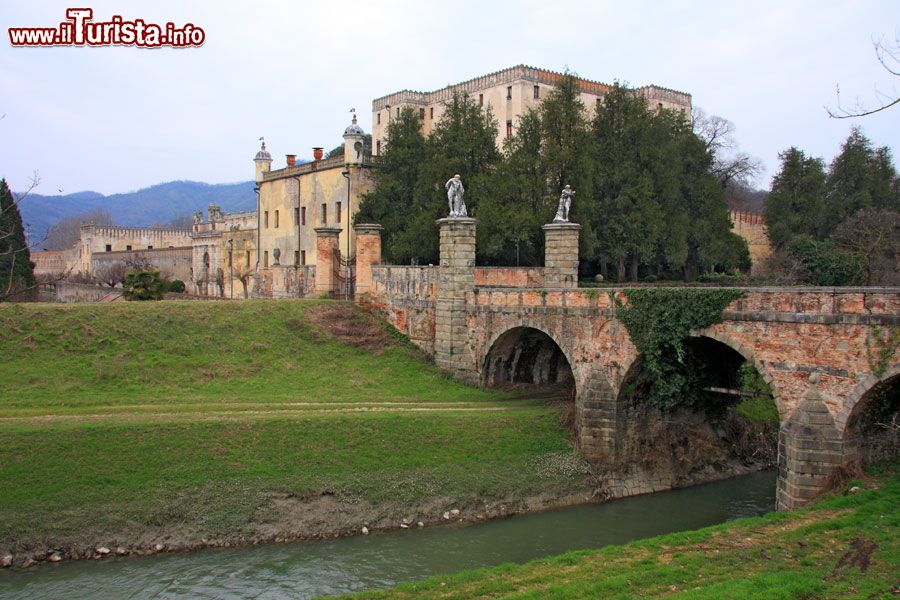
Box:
[55,282,121,303]
[252,265,316,299]
[91,247,193,283]
[474,267,543,288]
[366,265,437,354]
[730,210,772,273]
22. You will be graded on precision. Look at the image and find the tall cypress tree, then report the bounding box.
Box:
[0,178,35,299]
[763,148,828,249]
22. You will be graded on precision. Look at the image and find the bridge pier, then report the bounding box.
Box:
[542,222,582,288]
[776,377,845,510]
[435,217,478,384]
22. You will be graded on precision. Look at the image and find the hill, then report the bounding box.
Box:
[18,180,256,247]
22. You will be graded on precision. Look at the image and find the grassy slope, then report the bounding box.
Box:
[341,463,900,599]
[0,300,501,409]
[0,301,588,553]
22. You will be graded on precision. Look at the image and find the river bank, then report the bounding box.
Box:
[0,471,780,598]
[337,462,899,599]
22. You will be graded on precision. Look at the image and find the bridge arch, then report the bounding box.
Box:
[840,365,900,468]
[481,325,576,391]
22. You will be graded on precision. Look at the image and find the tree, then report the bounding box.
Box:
[823,127,898,234]
[477,110,550,265]
[44,208,113,250]
[355,95,499,265]
[764,148,828,248]
[122,270,166,300]
[354,107,428,264]
[94,262,129,287]
[693,108,762,188]
[827,34,900,119]
[832,208,900,285]
[0,178,36,300]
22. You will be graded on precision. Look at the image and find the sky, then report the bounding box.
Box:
[1,0,898,196]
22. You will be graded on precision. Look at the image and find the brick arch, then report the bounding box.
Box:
[838,363,900,436]
[694,327,788,422]
[479,322,580,391]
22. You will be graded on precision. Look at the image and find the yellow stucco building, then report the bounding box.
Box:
[371,64,692,154]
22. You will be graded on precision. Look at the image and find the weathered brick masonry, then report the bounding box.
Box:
[352,221,899,509]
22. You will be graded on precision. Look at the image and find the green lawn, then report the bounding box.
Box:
[0,300,587,556]
[0,300,504,409]
[338,462,900,599]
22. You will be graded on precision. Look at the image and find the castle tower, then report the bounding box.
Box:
[254,139,272,183]
[342,112,365,166]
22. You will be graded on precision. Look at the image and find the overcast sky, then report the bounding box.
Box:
[2,1,898,196]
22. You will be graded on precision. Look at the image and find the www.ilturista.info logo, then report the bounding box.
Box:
[8,8,205,48]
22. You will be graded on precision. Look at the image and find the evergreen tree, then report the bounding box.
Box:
[0,178,35,299]
[477,110,549,265]
[763,148,828,249]
[823,126,899,234]
[354,107,427,264]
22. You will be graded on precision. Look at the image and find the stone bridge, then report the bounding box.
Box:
[347,219,900,510]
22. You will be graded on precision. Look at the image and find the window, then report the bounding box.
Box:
[396,107,400,118]
[264,250,269,267]
[301,250,307,265]
[506,86,512,100]
[430,107,434,119]
[126,245,132,251]
[376,140,381,154]
[321,203,327,223]
[264,211,269,228]
[228,250,233,267]
[657,102,663,111]
[105,244,111,252]
[274,210,279,228]
[506,120,512,139]
[147,245,153,250]
[336,201,342,223]
[245,250,251,266]
[534,85,540,99]
[377,112,381,125]
[419,108,425,120]
[294,207,299,225]
[294,250,300,265]
[596,98,602,110]
[479,93,483,106]
[301,206,307,226]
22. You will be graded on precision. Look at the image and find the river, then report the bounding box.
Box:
[0,470,776,599]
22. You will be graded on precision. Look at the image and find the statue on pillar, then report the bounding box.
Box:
[553,185,575,223]
[445,174,468,218]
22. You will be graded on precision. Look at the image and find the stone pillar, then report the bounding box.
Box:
[353,224,383,299]
[542,222,582,288]
[776,375,844,510]
[435,217,478,384]
[314,226,342,296]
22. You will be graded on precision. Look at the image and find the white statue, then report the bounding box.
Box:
[445,174,467,218]
[553,185,575,223]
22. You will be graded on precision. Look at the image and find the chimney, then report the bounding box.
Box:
[313,147,324,161]
[286,154,296,167]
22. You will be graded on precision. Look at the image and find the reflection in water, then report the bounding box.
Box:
[0,470,776,599]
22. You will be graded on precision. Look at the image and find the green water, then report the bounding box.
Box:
[0,470,776,599]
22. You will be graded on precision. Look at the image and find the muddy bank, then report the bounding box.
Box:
[0,457,769,571]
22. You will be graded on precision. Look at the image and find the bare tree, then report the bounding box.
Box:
[832,208,900,285]
[94,262,129,288]
[152,214,193,229]
[43,208,113,250]
[692,108,762,188]
[827,33,900,118]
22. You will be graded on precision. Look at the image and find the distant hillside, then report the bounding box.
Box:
[19,180,256,247]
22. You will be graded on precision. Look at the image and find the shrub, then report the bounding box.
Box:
[123,270,167,301]
[167,279,186,293]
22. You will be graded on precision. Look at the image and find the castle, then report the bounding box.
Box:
[32,65,769,295]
